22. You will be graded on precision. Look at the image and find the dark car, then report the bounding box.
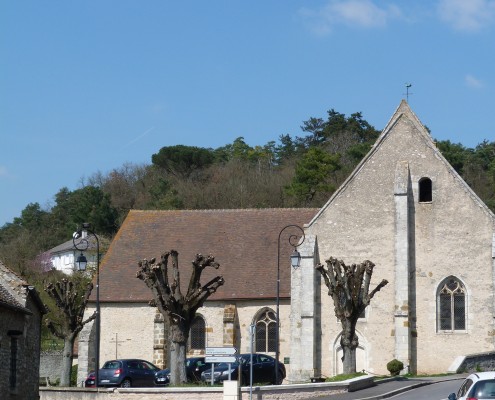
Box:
[97,359,161,387]
[201,353,286,385]
[84,371,96,387]
[155,357,210,385]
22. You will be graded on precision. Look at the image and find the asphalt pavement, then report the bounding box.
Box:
[305,375,467,400]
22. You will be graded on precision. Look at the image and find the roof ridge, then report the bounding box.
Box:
[129,208,319,213]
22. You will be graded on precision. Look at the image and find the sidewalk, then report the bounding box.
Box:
[306,375,466,400]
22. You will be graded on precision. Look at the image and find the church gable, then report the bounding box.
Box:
[308,100,494,239]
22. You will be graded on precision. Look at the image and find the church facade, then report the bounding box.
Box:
[78,101,495,384]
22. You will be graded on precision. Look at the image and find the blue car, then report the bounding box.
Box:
[98,359,161,387]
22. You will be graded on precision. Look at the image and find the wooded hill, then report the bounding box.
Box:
[1,109,494,280]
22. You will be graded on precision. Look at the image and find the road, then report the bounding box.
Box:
[389,380,460,400]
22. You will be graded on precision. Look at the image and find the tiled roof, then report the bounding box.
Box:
[97,209,317,302]
[0,283,27,311]
[48,236,99,254]
[0,260,31,314]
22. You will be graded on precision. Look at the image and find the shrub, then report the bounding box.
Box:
[71,364,78,387]
[387,359,404,376]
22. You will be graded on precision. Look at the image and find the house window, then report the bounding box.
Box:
[437,276,466,332]
[189,316,206,350]
[255,309,277,353]
[10,336,18,389]
[419,177,432,202]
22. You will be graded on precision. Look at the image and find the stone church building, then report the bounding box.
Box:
[78,101,495,384]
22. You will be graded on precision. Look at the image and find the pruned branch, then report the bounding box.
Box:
[136,250,224,344]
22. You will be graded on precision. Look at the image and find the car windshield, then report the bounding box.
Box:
[102,361,121,369]
[471,380,495,399]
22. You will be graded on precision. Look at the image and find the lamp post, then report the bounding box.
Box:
[275,224,305,385]
[73,223,100,387]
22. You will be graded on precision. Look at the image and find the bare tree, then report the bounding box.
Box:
[44,277,96,386]
[136,250,224,385]
[316,257,388,374]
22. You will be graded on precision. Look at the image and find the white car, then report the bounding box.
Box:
[448,372,495,400]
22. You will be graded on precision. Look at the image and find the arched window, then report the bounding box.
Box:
[189,315,206,350]
[255,309,277,353]
[437,276,466,332]
[419,177,432,202]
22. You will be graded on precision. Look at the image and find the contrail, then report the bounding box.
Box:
[121,126,155,149]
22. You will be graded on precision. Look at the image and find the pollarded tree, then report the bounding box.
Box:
[316,257,388,374]
[136,250,224,385]
[44,276,96,386]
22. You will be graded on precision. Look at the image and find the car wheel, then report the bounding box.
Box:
[121,378,132,388]
[275,371,284,385]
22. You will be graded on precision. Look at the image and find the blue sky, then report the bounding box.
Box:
[1,0,494,226]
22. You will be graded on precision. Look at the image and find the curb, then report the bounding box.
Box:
[354,376,466,400]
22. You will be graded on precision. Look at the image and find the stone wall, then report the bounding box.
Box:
[303,104,495,376]
[39,350,63,383]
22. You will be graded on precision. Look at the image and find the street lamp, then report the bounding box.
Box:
[275,224,305,385]
[73,223,100,387]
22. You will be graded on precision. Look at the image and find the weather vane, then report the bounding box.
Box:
[404,83,413,102]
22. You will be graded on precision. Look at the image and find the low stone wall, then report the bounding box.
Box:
[39,350,63,383]
[449,352,495,373]
[39,376,374,400]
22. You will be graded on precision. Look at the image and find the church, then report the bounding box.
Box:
[77,101,495,384]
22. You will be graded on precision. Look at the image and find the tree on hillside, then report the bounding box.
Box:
[44,274,96,386]
[316,257,388,374]
[136,250,224,385]
[151,145,216,177]
[285,147,341,205]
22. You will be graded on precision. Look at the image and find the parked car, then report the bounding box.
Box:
[201,353,286,385]
[155,357,210,385]
[448,371,495,400]
[84,371,96,387]
[97,359,161,387]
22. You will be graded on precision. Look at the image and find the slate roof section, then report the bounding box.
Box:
[97,208,317,303]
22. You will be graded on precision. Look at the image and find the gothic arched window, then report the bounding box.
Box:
[189,315,206,350]
[437,276,466,332]
[419,177,433,202]
[255,309,277,353]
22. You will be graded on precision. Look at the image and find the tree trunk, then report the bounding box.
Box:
[60,334,76,386]
[169,340,187,385]
[169,323,188,385]
[340,319,359,374]
[342,345,357,375]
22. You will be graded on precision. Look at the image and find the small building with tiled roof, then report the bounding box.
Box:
[0,260,47,400]
[43,235,100,275]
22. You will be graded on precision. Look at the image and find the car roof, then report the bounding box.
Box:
[467,372,495,380]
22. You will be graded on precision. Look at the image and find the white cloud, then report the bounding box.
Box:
[300,0,401,35]
[465,74,484,89]
[438,0,495,32]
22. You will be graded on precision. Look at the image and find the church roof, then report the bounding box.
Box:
[97,208,317,303]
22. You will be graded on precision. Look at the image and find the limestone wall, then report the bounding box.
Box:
[306,110,495,375]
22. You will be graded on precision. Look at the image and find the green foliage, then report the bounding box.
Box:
[71,364,78,386]
[387,359,404,376]
[285,147,341,205]
[325,372,366,382]
[152,145,215,176]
